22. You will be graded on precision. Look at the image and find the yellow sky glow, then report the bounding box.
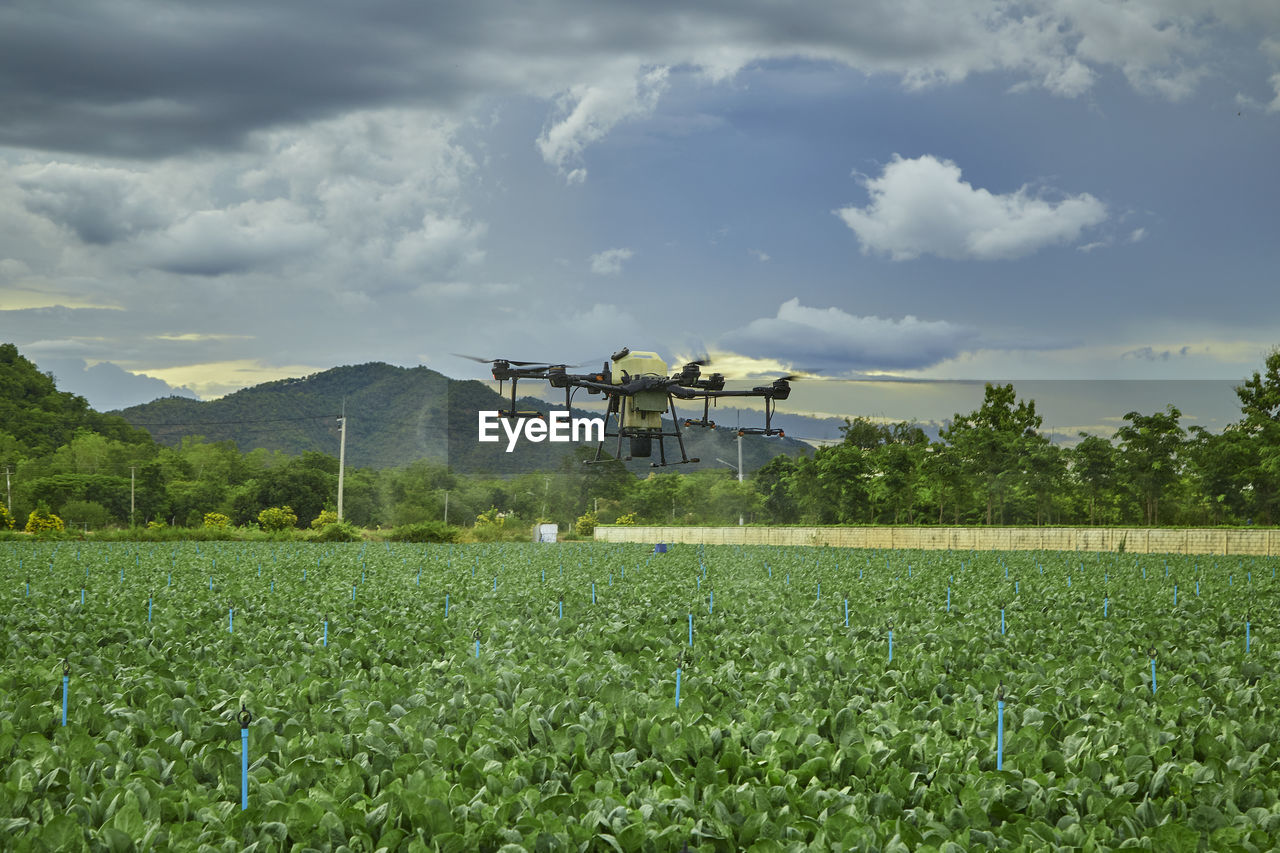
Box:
[139,360,325,399]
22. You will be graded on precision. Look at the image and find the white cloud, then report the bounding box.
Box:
[589,247,634,275]
[537,67,670,180]
[748,249,771,262]
[138,199,327,276]
[836,154,1108,260]
[1128,227,1147,243]
[720,298,979,373]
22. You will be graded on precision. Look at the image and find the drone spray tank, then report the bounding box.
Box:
[611,348,666,458]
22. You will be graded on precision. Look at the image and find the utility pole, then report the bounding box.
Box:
[443,490,449,525]
[129,466,137,526]
[3,466,10,518]
[336,408,347,521]
[736,410,744,526]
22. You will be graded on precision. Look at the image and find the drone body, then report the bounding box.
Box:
[459,347,791,467]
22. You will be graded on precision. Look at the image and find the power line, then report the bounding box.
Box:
[126,414,336,427]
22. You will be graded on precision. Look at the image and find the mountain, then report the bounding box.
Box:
[0,343,151,458]
[114,362,811,475]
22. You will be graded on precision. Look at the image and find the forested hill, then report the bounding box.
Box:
[114,362,809,475]
[0,343,151,457]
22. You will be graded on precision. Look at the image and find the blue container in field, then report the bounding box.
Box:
[654,543,668,554]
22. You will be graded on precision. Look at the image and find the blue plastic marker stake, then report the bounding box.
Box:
[240,717,250,810]
[148,596,152,622]
[844,599,849,627]
[709,589,713,614]
[542,569,545,583]
[26,581,30,597]
[210,576,213,591]
[558,599,563,620]
[323,620,328,647]
[229,607,234,633]
[768,565,772,578]
[1196,580,1199,596]
[888,629,893,663]
[786,573,790,585]
[445,593,450,616]
[947,587,951,612]
[816,582,820,603]
[80,588,85,605]
[996,695,1005,770]
[62,675,69,725]
[1143,567,1146,579]
[1104,596,1108,617]
[257,565,261,577]
[1246,621,1251,653]
[416,569,420,586]
[1001,609,1005,635]
[1067,575,1071,588]
[168,572,171,587]
[1173,585,1177,606]
[675,668,682,708]
[120,568,124,583]
[688,613,693,646]
[304,568,307,582]
[475,639,480,658]
[1150,651,1157,694]
[1015,581,1019,594]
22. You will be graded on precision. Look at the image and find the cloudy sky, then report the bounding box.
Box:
[2,1,1278,424]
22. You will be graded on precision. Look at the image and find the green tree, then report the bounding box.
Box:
[1070,434,1117,526]
[754,454,800,523]
[1115,405,1184,525]
[941,384,1043,525]
[1232,347,1280,524]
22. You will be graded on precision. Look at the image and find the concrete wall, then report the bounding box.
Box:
[594,525,1280,556]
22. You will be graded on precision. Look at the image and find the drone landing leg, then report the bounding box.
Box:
[669,395,694,465]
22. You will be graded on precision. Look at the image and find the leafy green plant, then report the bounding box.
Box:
[614,511,638,525]
[257,505,298,532]
[309,520,362,542]
[25,504,65,533]
[202,511,231,528]
[310,509,340,529]
[387,521,459,543]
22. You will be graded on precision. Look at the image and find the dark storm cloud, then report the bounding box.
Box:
[5,1,1272,159]
[0,2,481,157]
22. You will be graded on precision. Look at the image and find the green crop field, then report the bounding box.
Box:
[2,541,1278,851]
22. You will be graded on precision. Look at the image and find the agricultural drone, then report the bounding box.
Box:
[457,348,795,467]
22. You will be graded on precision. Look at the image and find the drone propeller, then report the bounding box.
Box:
[452,353,550,367]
